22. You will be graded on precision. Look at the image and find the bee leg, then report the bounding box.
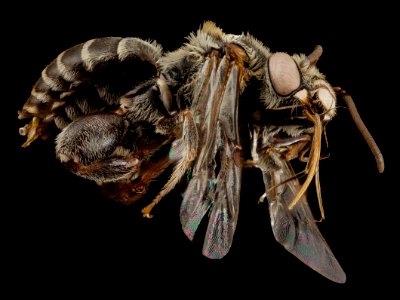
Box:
[154,111,185,136]
[54,112,149,196]
[98,129,176,205]
[101,179,142,204]
[142,110,198,218]
[63,155,140,183]
[103,151,175,205]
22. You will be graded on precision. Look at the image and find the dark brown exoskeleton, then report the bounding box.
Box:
[18,21,384,283]
[18,37,180,203]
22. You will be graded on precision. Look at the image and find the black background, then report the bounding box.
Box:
[8,1,397,296]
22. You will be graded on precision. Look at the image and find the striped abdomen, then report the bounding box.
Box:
[18,37,162,146]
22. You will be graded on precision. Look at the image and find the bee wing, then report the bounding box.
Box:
[201,131,241,258]
[180,50,243,259]
[261,160,346,283]
[18,37,163,147]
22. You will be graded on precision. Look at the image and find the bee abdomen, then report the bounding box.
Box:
[21,37,162,116]
[19,37,163,145]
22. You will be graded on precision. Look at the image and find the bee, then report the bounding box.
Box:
[18,21,384,283]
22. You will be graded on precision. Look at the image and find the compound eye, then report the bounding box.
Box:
[269,52,301,96]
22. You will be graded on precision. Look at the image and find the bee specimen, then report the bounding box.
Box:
[18,21,384,283]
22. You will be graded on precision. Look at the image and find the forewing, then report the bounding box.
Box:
[262,160,346,283]
[202,65,242,258]
[180,51,243,259]
[180,56,216,240]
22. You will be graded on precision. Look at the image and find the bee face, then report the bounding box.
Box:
[312,82,337,121]
[293,80,337,122]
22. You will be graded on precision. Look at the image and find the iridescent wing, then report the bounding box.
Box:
[180,46,246,259]
[260,145,346,283]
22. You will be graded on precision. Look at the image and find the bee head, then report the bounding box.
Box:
[267,45,336,122]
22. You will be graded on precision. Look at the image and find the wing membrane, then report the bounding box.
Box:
[180,55,216,240]
[261,154,346,283]
[180,48,244,258]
